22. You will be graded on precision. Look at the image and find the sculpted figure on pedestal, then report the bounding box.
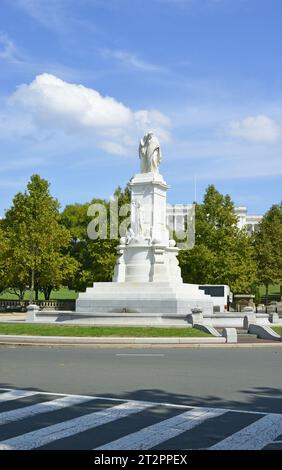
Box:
[132,199,144,238]
[139,132,162,174]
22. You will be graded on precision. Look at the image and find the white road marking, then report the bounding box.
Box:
[2,388,282,450]
[0,395,94,425]
[0,390,38,403]
[0,388,268,415]
[0,401,154,450]
[210,413,282,450]
[96,407,227,450]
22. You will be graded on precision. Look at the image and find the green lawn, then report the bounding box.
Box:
[272,327,282,336]
[0,288,78,301]
[258,284,280,296]
[0,324,211,337]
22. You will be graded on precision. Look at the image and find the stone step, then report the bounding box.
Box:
[88,283,207,290]
[237,329,257,336]
[238,333,258,339]
[217,328,258,339]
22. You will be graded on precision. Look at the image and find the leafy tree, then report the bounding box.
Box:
[179,185,257,294]
[3,174,78,300]
[35,252,78,300]
[254,203,282,303]
[0,225,9,294]
[61,185,131,292]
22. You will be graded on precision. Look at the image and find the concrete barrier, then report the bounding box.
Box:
[200,313,269,328]
[222,328,238,343]
[269,312,281,324]
[26,304,39,322]
[243,314,257,329]
[194,323,221,337]
[248,324,282,341]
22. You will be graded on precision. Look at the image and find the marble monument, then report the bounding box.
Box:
[76,133,213,325]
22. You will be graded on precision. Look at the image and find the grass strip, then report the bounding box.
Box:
[0,324,211,337]
[272,327,282,336]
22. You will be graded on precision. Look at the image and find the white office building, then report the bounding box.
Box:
[166,204,262,234]
[234,206,263,233]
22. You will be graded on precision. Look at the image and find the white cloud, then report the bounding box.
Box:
[134,110,170,142]
[99,141,129,156]
[163,104,282,180]
[165,135,282,183]
[100,49,166,73]
[0,29,89,83]
[6,73,170,155]
[14,0,102,36]
[0,32,22,63]
[11,73,132,128]
[15,0,66,30]
[0,156,43,173]
[227,115,281,143]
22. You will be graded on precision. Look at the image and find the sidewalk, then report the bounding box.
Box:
[0,313,26,321]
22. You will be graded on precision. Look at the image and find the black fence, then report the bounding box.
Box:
[260,293,281,304]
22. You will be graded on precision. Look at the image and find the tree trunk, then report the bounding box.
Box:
[10,288,25,301]
[265,284,269,312]
[29,269,35,304]
[19,289,25,302]
[35,288,39,301]
[43,286,53,300]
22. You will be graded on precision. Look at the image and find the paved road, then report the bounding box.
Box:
[0,387,282,450]
[1,346,282,449]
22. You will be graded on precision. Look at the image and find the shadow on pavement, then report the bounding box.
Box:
[1,383,282,414]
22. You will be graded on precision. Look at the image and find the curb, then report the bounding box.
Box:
[0,334,225,347]
[0,334,282,348]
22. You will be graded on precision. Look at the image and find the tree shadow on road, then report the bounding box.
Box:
[1,382,282,414]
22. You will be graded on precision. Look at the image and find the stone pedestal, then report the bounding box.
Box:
[113,243,182,284]
[130,172,169,245]
[112,172,182,284]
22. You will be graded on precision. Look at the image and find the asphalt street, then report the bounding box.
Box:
[1,345,282,413]
[1,346,282,450]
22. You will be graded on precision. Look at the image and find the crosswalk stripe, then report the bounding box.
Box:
[0,390,38,403]
[0,389,267,415]
[3,388,282,450]
[0,395,94,426]
[210,413,282,450]
[0,401,154,450]
[96,407,227,450]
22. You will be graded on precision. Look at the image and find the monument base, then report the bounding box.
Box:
[76,282,213,323]
[30,311,194,326]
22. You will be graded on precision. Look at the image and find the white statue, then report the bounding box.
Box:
[132,199,144,238]
[139,132,162,174]
[125,227,135,245]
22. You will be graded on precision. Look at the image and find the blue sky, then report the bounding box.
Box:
[0,0,281,216]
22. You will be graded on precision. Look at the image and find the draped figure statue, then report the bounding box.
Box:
[139,132,162,174]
